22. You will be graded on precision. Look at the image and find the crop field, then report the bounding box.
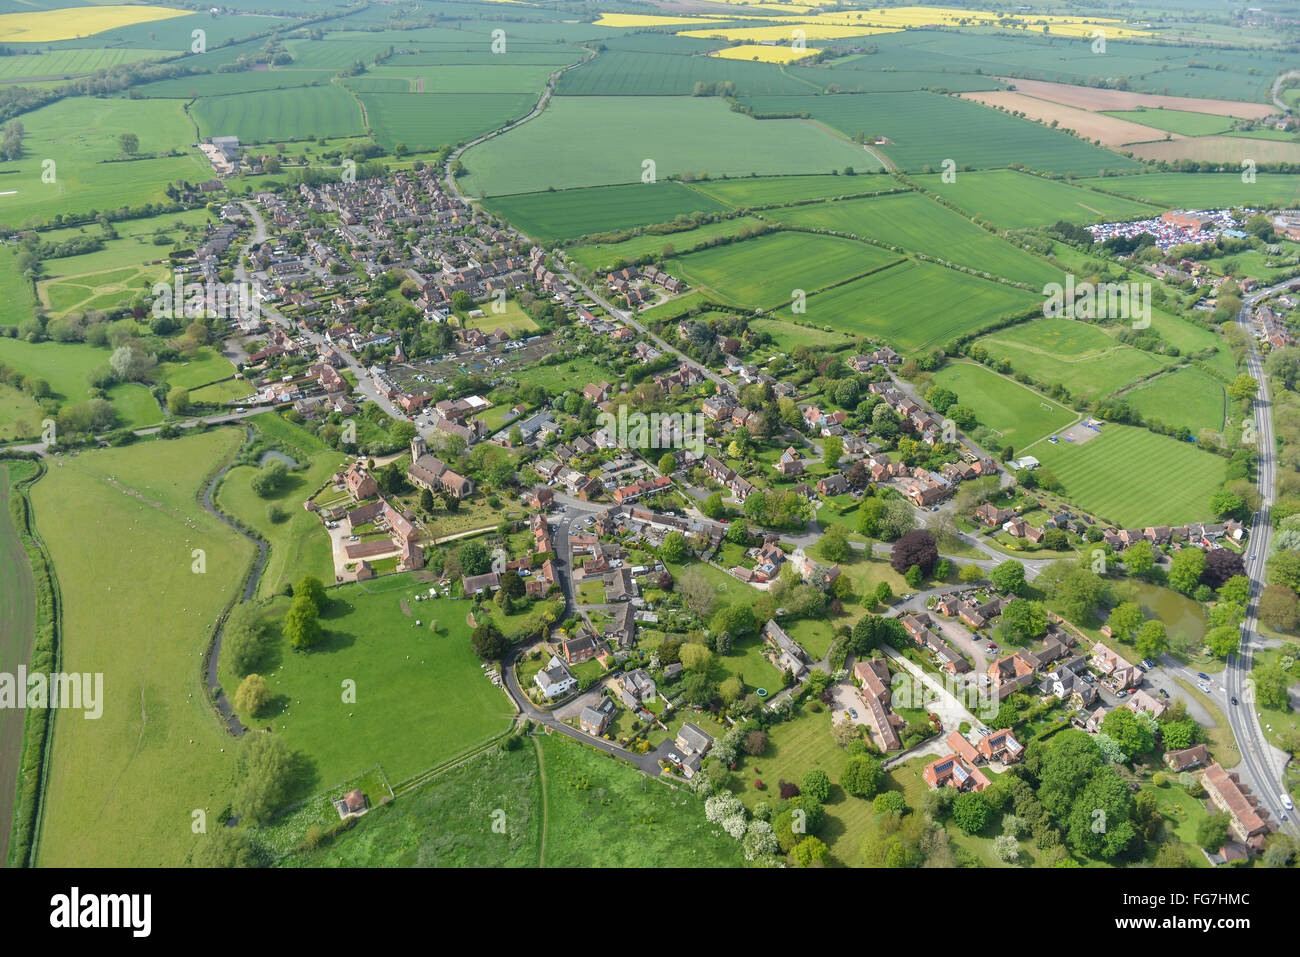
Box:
[914,170,1162,228]
[1124,367,1227,436]
[666,230,901,309]
[363,63,557,93]
[0,5,190,42]
[31,429,252,866]
[986,78,1274,120]
[1078,173,1300,209]
[786,65,1000,94]
[0,47,168,79]
[191,85,365,143]
[975,319,1170,401]
[457,95,878,197]
[1128,136,1300,166]
[762,190,1064,286]
[556,49,814,96]
[361,91,537,152]
[1100,108,1234,137]
[1031,423,1226,527]
[741,91,1141,175]
[566,215,766,273]
[802,259,1037,351]
[222,576,515,789]
[482,181,732,244]
[686,173,891,207]
[135,69,337,98]
[930,361,1076,446]
[0,96,207,229]
[957,91,1180,149]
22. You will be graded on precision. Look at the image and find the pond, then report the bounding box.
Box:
[259,449,299,468]
[1133,582,1208,642]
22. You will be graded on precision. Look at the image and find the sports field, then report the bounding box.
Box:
[222,575,515,789]
[566,216,766,273]
[1030,423,1226,528]
[1124,367,1227,436]
[191,85,365,143]
[802,259,1037,351]
[914,170,1162,228]
[361,92,538,152]
[667,230,901,309]
[1078,172,1300,209]
[975,319,1169,401]
[1101,108,1233,138]
[457,95,878,197]
[930,361,1076,447]
[32,429,252,867]
[483,181,732,244]
[763,190,1064,286]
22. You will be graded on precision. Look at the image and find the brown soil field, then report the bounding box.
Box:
[993,77,1275,119]
[958,90,1179,147]
[1127,135,1300,164]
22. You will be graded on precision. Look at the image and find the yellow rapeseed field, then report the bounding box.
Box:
[593,13,730,28]
[713,43,822,63]
[0,5,192,42]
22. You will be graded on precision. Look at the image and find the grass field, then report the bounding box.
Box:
[361,92,538,152]
[0,47,169,80]
[747,315,854,353]
[930,361,1076,446]
[0,96,208,229]
[0,381,44,439]
[219,575,514,789]
[686,173,891,208]
[136,69,338,98]
[0,337,159,428]
[39,263,167,317]
[0,462,37,865]
[914,170,1163,228]
[1031,423,1226,527]
[1101,108,1233,137]
[1124,367,1227,435]
[191,85,365,144]
[457,95,879,197]
[802,259,1037,351]
[556,48,814,97]
[157,347,237,391]
[565,215,766,273]
[976,319,1169,402]
[667,230,900,310]
[32,429,252,866]
[762,190,1063,286]
[34,209,215,279]
[741,91,1141,176]
[483,181,732,244]
[1078,173,1300,209]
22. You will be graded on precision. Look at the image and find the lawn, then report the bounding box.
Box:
[31,429,253,867]
[483,181,732,244]
[913,169,1162,229]
[1124,366,1227,435]
[930,361,1076,447]
[1031,423,1227,528]
[667,230,901,310]
[763,190,1064,287]
[464,299,540,335]
[157,346,237,391]
[456,95,878,197]
[223,574,516,791]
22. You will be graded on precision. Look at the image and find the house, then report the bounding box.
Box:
[763,620,809,679]
[1165,743,1209,772]
[462,571,501,596]
[1202,762,1270,850]
[817,473,849,497]
[620,668,656,703]
[975,502,1015,527]
[562,632,600,664]
[1125,688,1167,719]
[332,788,369,819]
[580,697,616,736]
[534,655,577,699]
[947,730,981,766]
[1091,642,1144,688]
[976,728,1023,764]
[343,460,378,499]
[524,486,555,510]
[853,659,903,752]
[922,752,990,792]
[673,721,714,779]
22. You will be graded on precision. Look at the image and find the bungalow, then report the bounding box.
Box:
[462,571,502,596]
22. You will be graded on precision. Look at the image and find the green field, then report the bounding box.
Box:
[39,263,168,317]
[802,259,1038,351]
[976,319,1170,402]
[0,248,38,327]
[930,361,1076,446]
[746,316,855,353]
[0,462,37,865]
[0,337,161,428]
[0,48,170,80]
[0,96,208,229]
[687,173,892,208]
[1102,109,1234,138]
[1124,366,1227,435]
[740,91,1141,176]
[667,230,901,310]
[0,381,44,439]
[33,209,217,279]
[457,95,880,197]
[31,429,252,866]
[915,170,1163,228]
[191,85,365,143]
[483,181,732,244]
[1031,423,1226,527]
[556,49,813,97]
[361,92,539,152]
[363,63,558,93]
[763,190,1063,286]
[136,69,338,98]
[219,575,514,789]
[1079,172,1300,209]
[565,215,766,273]
[157,347,237,391]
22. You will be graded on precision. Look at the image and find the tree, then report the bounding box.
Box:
[743,730,768,756]
[1160,718,1198,751]
[250,459,289,498]
[471,622,507,660]
[818,523,851,563]
[1124,540,1155,578]
[702,490,725,519]
[790,836,828,867]
[1106,602,1145,642]
[1066,767,1137,859]
[1210,488,1247,522]
[1134,619,1168,661]
[459,540,490,576]
[283,593,323,650]
[1260,584,1300,632]
[296,575,326,612]
[1205,624,1240,659]
[990,559,1026,596]
[192,828,259,868]
[1218,575,1251,606]
[952,791,990,834]
[875,581,893,606]
[822,435,843,469]
[890,529,938,576]
[801,769,831,804]
[681,672,713,707]
[841,755,883,798]
[1197,812,1232,851]
[1227,373,1258,403]
[232,733,297,825]
[679,566,718,619]
[680,642,713,674]
[659,530,687,564]
[222,604,271,677]
[1252,661,1291,711]
[1102,706,1156,756]
[959,563,984,584]
[999,598,1048,644]
[234,673,271,717]
[166,385,190,415]
[658,452,676,473]
[119,132,139,154]
[1202,548,1245,589]
[1168,548,1207,595]
[993,834,1020,863]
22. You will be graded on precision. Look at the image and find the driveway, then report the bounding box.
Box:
[882,646,984,730]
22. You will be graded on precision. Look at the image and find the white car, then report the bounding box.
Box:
[1283,796,1295,811]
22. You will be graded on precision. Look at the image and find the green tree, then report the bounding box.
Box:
[166,385,190,415]
[1124,540,1155,578]
[702,490,726,520]
[222,604,270,677]
[283,593,323,650]
[659,531,687,564]
[680,642,713,674]
[231,733,297,825]
[658,452,677,473]
[952,791,990,834]
[295,574,326,612]
[1169,548,1207,595]
[818,523,851,563]
[234,673,272,717]
[990,559,1026,595]
[1196,812,1232,851]
[250,459,289,498]
[790,835,828,867]
[999,598,1048,644]
[801,769,831,803]
[1134,619,1168,661]
[841,755,883,798]
[1205,624,1240,659]
[1106,602,1145,642]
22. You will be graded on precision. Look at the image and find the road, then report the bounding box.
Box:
[1271,70,1300,113]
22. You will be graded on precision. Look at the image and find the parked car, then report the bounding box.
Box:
[1283,795,1294,811]
[1158,689,1169,699]
[1115,690,1127,698]
[1141,658,1156,670]
[849,709,859,719]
